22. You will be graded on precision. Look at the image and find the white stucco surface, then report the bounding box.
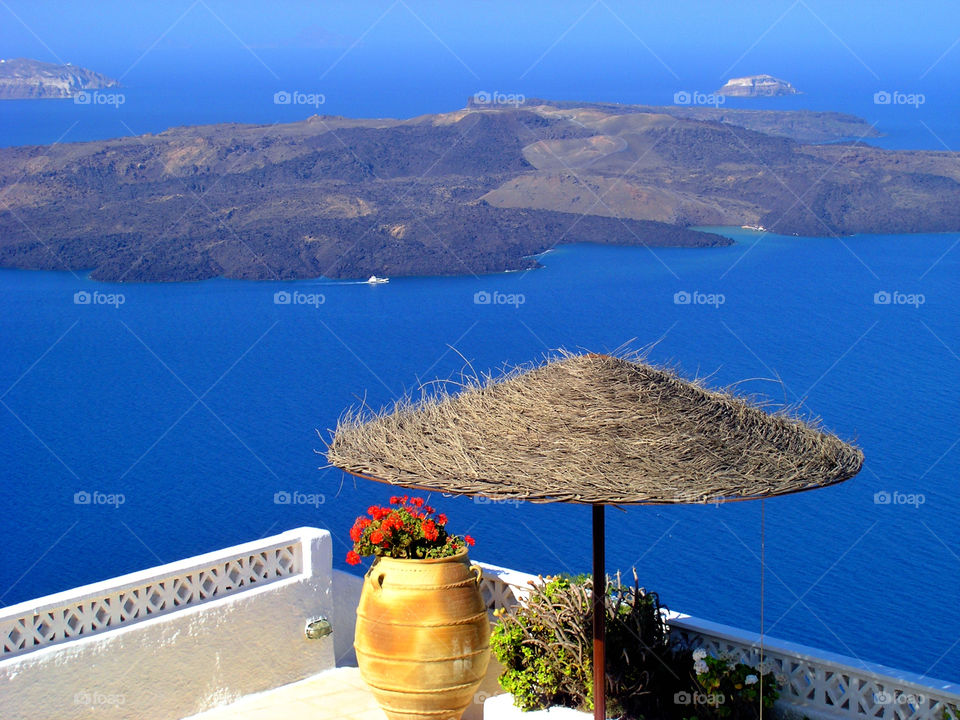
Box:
[0,528,336,720]
[331,568,363,667]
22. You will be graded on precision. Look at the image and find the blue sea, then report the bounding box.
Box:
[1,50,958,680]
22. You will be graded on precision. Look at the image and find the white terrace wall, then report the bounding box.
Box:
[0,528,336,720]
[3,537,956,720]
[331,568,363,667]
[669,614,960,720]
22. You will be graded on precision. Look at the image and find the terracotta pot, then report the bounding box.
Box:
[354,550,491,720]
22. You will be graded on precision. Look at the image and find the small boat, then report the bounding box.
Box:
[365,275,389,284]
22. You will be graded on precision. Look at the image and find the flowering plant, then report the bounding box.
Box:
[690,649,780,720]
[346,495,475,565]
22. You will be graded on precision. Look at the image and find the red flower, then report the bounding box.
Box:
[464,535,475,547]
[348,498,470,561]
[349,517,371,542]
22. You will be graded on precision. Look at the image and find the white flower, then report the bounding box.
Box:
[694,659,709,675]
[745,674,758,685]
[692,648,707,661]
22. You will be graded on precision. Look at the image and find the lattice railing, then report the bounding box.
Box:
[475,561,535,615]
[670,620,960,720]
[475,563,960,720]
[1,540,302,659]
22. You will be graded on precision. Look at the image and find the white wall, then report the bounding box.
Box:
[0,528,336,720]
[331,569,363,667]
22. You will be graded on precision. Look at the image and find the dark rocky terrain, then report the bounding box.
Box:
[1,99,959,281]
[0,58,119,99]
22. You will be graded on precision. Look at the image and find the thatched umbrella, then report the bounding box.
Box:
[327,352,863,719]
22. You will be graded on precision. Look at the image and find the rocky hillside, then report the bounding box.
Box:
[1,100,959,281]
[0,58,119,99]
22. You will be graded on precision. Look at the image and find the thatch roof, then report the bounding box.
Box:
[326,353,863,504]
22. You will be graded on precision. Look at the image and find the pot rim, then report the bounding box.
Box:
[368,548,471,565]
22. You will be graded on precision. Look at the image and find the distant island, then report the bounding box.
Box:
[1,98,959,282]
[717,74,800,98]
[0,58,119,100]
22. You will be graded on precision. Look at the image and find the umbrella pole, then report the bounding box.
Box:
[592,503,605,720]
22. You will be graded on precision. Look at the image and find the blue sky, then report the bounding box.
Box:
[2,0,958,143]
[2,0,958,86]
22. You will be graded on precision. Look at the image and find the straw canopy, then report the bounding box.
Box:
[327,352,863,505]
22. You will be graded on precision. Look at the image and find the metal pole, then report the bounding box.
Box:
[592,503,605,720]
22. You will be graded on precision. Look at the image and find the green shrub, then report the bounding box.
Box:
[490,571,691,718]
[490,576,593,712]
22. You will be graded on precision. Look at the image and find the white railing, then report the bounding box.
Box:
[1,537,302,658]
[670,615,959,720]
[0,528,334,720]
[477,560,535,613]
[474,563,960,720]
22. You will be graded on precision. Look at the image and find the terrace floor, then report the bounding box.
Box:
[182,667,388,720]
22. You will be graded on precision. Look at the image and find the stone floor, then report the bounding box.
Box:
[182,667,388,720]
